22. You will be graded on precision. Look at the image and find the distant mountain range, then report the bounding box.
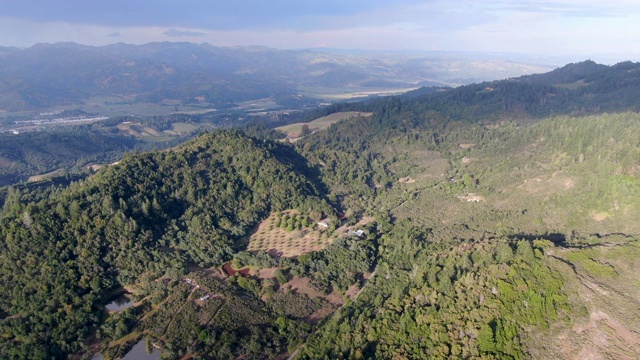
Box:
[0,42,553,111]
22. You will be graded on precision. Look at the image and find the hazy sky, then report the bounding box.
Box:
[1,0,639,62]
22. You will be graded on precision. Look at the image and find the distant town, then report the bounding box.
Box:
[1,114,109,133]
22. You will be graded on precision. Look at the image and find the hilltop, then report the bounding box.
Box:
[403,60,640,121]
[0,130,336,358]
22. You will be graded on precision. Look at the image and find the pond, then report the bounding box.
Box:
[122,340,161,360]
[105,294,134,311]
[222,262,250,276]
[92,339,160,360]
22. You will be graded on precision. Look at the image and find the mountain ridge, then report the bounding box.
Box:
[0,41,553,111]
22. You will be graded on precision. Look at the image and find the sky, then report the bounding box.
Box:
[1,0,640,63]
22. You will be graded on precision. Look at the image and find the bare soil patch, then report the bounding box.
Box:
[456,193,484,203]
[257,267,278,280]
[305,307,336,325]
[565,310,640,359]
[359,216,375,226]
[591,212,610,222]
[283,276,344,306]
[344,283,361,299]
[189,264,225,279]
[546,244,640,360]
[398,177,416,183]
[85,164,103,171]
[518,172,575,195]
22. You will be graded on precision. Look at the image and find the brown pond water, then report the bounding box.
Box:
[222,263,250,276]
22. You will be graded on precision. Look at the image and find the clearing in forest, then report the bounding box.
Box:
[282,276,344,306]
[27,168,63,182]
[245,211,334,258]
[276,111,373,140]
[116,122,164,137]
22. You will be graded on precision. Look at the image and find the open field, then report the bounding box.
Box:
[116,122,160,137]
[282,276,344,306]
[298,85,419,100]
[277,111,373,139]
[82,96,216,117]
[245,211,335,258]
[27,168,63,182]
[235,97,281,111]
[168,122,200,134]
[112,121,202,139]
[0,96,217,121]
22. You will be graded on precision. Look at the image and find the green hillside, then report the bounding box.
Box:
[295,108,640,359]
[2,61,640,359]
[0,130,332,358]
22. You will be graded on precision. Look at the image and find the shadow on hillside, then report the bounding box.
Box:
[508,233,567,247]
[508,232,635,249]
[271,142,329,196]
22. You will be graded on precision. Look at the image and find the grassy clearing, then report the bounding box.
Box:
[83,96,215,117]
[564,250,618,277]
[115,122,192,139]
[297,85,419,100]
[235,98,280,111]
[170,122,199,133]
[246,211,334,257]
[1,96,216,120]
[107,331,142,347]
[27,168,63,182]
[277,111,373,138]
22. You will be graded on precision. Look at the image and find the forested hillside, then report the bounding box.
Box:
[0,130,332,358]
[2,60,640,359]
[314,60,640,123]
[293,106,640,359]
